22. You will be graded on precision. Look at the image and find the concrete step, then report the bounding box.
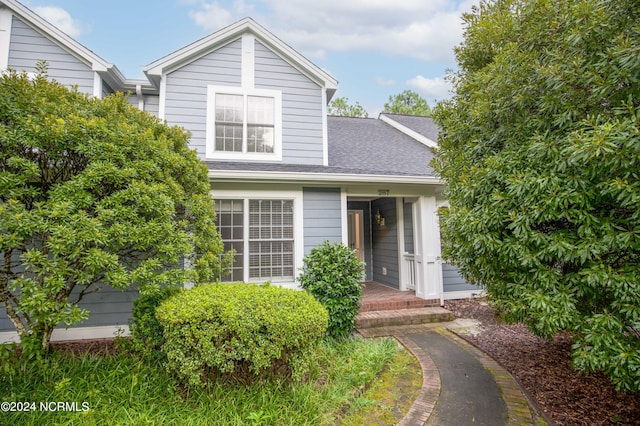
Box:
[359,298,441,313]
[356,306,454,329]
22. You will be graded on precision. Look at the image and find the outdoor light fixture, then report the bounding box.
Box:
[375,208,385,226]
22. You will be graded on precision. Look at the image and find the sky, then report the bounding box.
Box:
[22,0,477,116]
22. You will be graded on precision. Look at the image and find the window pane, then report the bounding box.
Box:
[248,96,274,125]
[247,126,274,153]
[215,94,243,123]
[216,124,243,152]
[214,199,244,282]
[248,200,294,280]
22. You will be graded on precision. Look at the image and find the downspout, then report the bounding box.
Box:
[136,84,144,111]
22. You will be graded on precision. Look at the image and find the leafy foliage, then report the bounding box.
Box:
[382,90,431,116]
[298,241,365,338]
[0,336,396,425]
[328,96,369,118]
[0,67,232,353]
[129,287,182,362]
[156,283,328,387]
[433,0,640,392]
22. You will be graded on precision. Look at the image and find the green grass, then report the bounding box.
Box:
[339,344,422,425]
[0,337,397,425]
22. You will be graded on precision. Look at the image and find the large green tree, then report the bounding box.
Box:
[382,90,431,116]
[327,96,369,118]
[0,68,231,352]
[433,0,640,391]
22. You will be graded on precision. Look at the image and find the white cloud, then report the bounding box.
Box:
[188,0,256,31]
[33,6,84,38]
[187,0,477,63]
[407,75,452,102]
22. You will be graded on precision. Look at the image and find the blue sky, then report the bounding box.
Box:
[22,0,476,115]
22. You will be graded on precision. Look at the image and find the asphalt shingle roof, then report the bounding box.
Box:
[379,113,439,142]
[327,115,435,177]
[207,115,437,178]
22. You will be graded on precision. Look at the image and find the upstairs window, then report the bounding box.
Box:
[207,86,282,160]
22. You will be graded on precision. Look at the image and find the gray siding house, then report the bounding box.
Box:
[0,0,480,343]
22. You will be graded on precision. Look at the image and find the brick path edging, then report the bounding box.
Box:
[395,334,441,426]
[359,323,548,425]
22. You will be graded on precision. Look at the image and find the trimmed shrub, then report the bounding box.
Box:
[129,287,183,361]
[156,283,328,387]
[298,241,365,338]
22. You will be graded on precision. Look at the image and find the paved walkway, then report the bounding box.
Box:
[359,321,547,426]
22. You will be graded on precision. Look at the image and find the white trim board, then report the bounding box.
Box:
[442,289,486,300]
[379,114,438,148]
[0,7,12,70]
[209,169,443,185]
[0,325,130,344]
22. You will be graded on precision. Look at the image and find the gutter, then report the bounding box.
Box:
[208,169,443,185]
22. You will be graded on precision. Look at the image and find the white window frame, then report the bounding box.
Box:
[206,85,283,161]
[212,190,303,288]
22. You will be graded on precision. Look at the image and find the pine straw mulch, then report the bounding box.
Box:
[444,298,640,426]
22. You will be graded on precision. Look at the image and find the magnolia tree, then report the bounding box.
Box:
[0,67,231,352]
[433,0,640,391]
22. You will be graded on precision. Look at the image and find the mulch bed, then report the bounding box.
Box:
[445,298,640,426]
[50,338,119,356]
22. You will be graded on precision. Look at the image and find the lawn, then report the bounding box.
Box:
[0,336,405,425]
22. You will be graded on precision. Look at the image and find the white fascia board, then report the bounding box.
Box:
[2,0,128,90]
[144,17,337,92]
[208,169,443,185]
[3,0,111,70]
[122,79,158,95]
[379,114,438,149]
[251,22,338,91]
[144,19,250,77]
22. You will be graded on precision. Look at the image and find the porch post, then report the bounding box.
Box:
[415,196,443,301]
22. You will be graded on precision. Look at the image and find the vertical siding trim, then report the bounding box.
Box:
[415,196,444,301]
[322,89,329,166]
[242,34,255,89]
[0,10,12,70]
[92,72,102,98]
[396,198,406,290]
[158,75,166,120]
[340,188,348,245]
[136,84,144,110]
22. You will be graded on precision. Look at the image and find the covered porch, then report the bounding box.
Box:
[345,189,444,302]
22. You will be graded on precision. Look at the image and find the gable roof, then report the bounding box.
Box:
[379,113,439,148]
[0,0,126,90]
[144,17,338,98]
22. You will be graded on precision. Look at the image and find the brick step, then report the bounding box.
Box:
[356,307,454,329]
[358,298,440,313]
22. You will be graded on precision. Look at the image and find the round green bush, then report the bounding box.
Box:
[156,283,328,387]
[129,287,183,361]
[298,241,365,338]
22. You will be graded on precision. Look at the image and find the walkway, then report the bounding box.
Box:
[360,322,546,425]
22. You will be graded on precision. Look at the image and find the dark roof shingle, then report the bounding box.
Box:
[327,116,435,177]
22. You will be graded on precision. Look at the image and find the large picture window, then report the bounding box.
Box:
[215,198,294,282]
[207,86,282,160]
